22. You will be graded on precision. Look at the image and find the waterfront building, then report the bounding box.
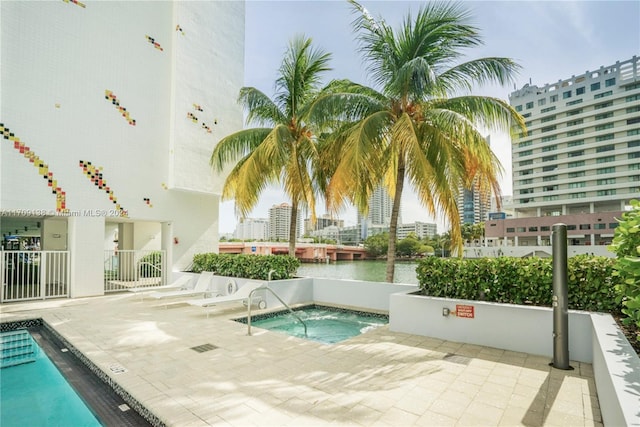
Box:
[304,214,344,235]
[269,203,301,241]
[234,218,269,241]
[396,222,437,240]
[1,1,244,297]
[485,56,640,254]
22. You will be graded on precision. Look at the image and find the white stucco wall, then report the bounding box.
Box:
[1,1,245,275]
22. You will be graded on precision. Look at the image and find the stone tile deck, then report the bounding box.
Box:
[0,294,602,426]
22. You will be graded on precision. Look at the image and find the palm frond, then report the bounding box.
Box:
[239,87,286,127]
[437,57,521,94]
[210,128,272,171]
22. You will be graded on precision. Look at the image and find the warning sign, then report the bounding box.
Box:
[456,304,475,318]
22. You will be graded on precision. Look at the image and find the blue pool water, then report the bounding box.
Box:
[0,331,102,427]
[246,306,388,344]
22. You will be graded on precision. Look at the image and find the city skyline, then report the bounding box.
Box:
[219,0,639,233]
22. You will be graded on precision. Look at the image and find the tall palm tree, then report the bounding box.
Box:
[211,36,331,256]
[311,1,526,282]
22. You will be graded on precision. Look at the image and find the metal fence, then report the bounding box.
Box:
[1,251,70,303]
[104,249,166,293]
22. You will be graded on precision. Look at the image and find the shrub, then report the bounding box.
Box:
[608,199,640,341]
[191,253,300,280]
[416,255,620,312]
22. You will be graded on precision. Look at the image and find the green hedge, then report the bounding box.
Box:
[191,253,300,280]
[416,255,620,313]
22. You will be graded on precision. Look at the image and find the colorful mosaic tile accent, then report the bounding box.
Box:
[145,35,164,51]
[104,90,136,126]
[1,124,68,212]
[143,197,152,208]
[176,25,185,36]
[78,160,127,216]
[62,0,86,9]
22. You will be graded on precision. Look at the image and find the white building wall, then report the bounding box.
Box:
[1,2,244,285]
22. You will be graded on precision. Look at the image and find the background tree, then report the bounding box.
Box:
[211,36,331,256]
[311,1,525,281]
[396,233,422,257]
[363,232,389,258]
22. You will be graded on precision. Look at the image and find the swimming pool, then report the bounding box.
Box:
[0,322,152,427]
[238,305,388,344]
[1,329,102,427]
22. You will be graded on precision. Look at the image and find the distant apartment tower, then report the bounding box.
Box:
[457,136,492,225]
[397,222,437,240]
[234,218,269,241]
[269,203,301,241]
[486,56,640,248]
[304,214,344,235]
[368,186,394,226]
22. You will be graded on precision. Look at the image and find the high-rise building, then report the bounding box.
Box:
[367,186,394,226]
[457,136,492,225]
[304,214,344,235]
[234,218,269,241]
[269,203,301,241]
[486,56,640,249]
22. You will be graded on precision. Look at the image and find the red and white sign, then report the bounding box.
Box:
[455,304,475,318]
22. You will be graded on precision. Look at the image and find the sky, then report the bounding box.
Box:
[219,0,640,235]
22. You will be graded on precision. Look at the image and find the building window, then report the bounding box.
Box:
[542,165,557,172]
[519,189,533,195]
[567,225,577,230]
[529,226,538,232]
[506,227,515,233]
[518,141,532,148]
[625,82,640,91]
[519,149,533,157]
[520,169,532,176]
[595,112,614,120]
[541,106,556,113]
[596,144,615,153]
[566,108,583,116]
[541,115,556,123]
[597,167,615,174]
[594,90,612,99]
[526,102,534,109]
[576,87,585,95]
[629,152,640,159]
[522,112,531,118]
[628,117,640,124]
[595,123,614,131]
[538,98,546,106]
[519,159,533,166]
[632,175,640,182]
[570,192,586,199]
[567,129,584,137]
[569,182,586,188]
[519,178,533,185]
[541,135,557,142]
[591,82,601,91]
[543,185,558,191]
[605,77,616,87]
[550,95,558,103]
[568,150,584,157]
[567,119,583,126]
[597,189,616,196]
[515,105,523,112]
[541,226,551,232]
[517,227,526,233]
[567,139,584,147]
[629,140,640,148]
[579,224,591,230]
[594,223,606,230]
[595,133,614,142]
[541,125,556,132]
[630,164,640,171]
[569,171,586,178]
[568,161,585,168]
[543,195,559,201]
[563,90,572,99]
[595,101,613,110]
[629,129,640,136]
[596,155,615,163]
[597,178,616,185]
[542,145,557,152]
[626,94,640,102]
[609,223,619,229]
[566,99,583,106]
[543,175,557,182]
[542,155,557,162]
[627,106,640,114]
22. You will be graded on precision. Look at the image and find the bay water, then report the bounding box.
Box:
[296,260,420,284]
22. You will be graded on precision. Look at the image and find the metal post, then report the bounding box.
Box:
[551,224,572,370]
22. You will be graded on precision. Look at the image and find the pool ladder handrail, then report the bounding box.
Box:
[247,286,307,337]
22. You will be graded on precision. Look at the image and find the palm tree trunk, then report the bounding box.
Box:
[288,203,298,257]
[386,161,405,282]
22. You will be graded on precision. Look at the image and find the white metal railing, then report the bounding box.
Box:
[1,250,70,303]
[104,249,166,293]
